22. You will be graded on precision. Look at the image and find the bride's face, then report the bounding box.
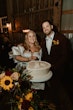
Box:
[27,32,36,44]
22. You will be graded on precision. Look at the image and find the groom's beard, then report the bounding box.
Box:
[46,30,52,36]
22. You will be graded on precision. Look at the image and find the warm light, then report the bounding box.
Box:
[6,22,12,32]
[22,29,30,33]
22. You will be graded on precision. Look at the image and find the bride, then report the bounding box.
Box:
[11,30,42,71]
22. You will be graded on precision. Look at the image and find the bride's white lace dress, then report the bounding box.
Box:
[10,45,42,71]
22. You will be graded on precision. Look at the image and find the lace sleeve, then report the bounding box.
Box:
[12,46,21,55]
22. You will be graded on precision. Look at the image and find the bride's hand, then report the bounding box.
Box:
[28,56,38,61]
[31,56,38,60]
[28,56,36,61]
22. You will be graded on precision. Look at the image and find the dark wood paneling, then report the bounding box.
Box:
[7,0,62,33]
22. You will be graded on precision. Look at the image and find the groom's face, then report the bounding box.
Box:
[42,21,53,36]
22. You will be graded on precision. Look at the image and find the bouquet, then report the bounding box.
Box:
[0,67,33,110]
[0,66,56,110]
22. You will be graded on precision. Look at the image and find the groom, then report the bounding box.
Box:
[41,20,72,82]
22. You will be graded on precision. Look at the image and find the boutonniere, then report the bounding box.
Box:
[52,40,60,45]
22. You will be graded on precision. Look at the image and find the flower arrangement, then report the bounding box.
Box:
[52,40,59,45]
[0,67,32,110]
[0,66,56,110]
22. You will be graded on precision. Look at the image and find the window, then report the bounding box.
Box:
[0,16,8,33]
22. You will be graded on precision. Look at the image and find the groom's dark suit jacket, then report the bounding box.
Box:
[41,32,72,78]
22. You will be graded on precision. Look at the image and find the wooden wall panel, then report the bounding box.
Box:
[7,0,62,33]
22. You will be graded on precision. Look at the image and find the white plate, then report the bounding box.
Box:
[30,71,53,82]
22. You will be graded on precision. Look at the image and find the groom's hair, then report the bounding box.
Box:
[42,19,58,32]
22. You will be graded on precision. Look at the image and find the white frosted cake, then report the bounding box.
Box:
[26,61,53,82]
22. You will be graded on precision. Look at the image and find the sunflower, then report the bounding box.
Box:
[25,92,33,101]
[17,98,23,110]
[0,75,13,91]
[28,106,34,110]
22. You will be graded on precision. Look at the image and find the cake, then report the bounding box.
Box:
[26,61,53,82]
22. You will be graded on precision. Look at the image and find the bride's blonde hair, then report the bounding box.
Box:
[23,30,41,51]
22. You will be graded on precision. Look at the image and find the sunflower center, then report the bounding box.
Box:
[5,80,10,85]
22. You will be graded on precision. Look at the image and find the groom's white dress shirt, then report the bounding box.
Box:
[45,32,55,55]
